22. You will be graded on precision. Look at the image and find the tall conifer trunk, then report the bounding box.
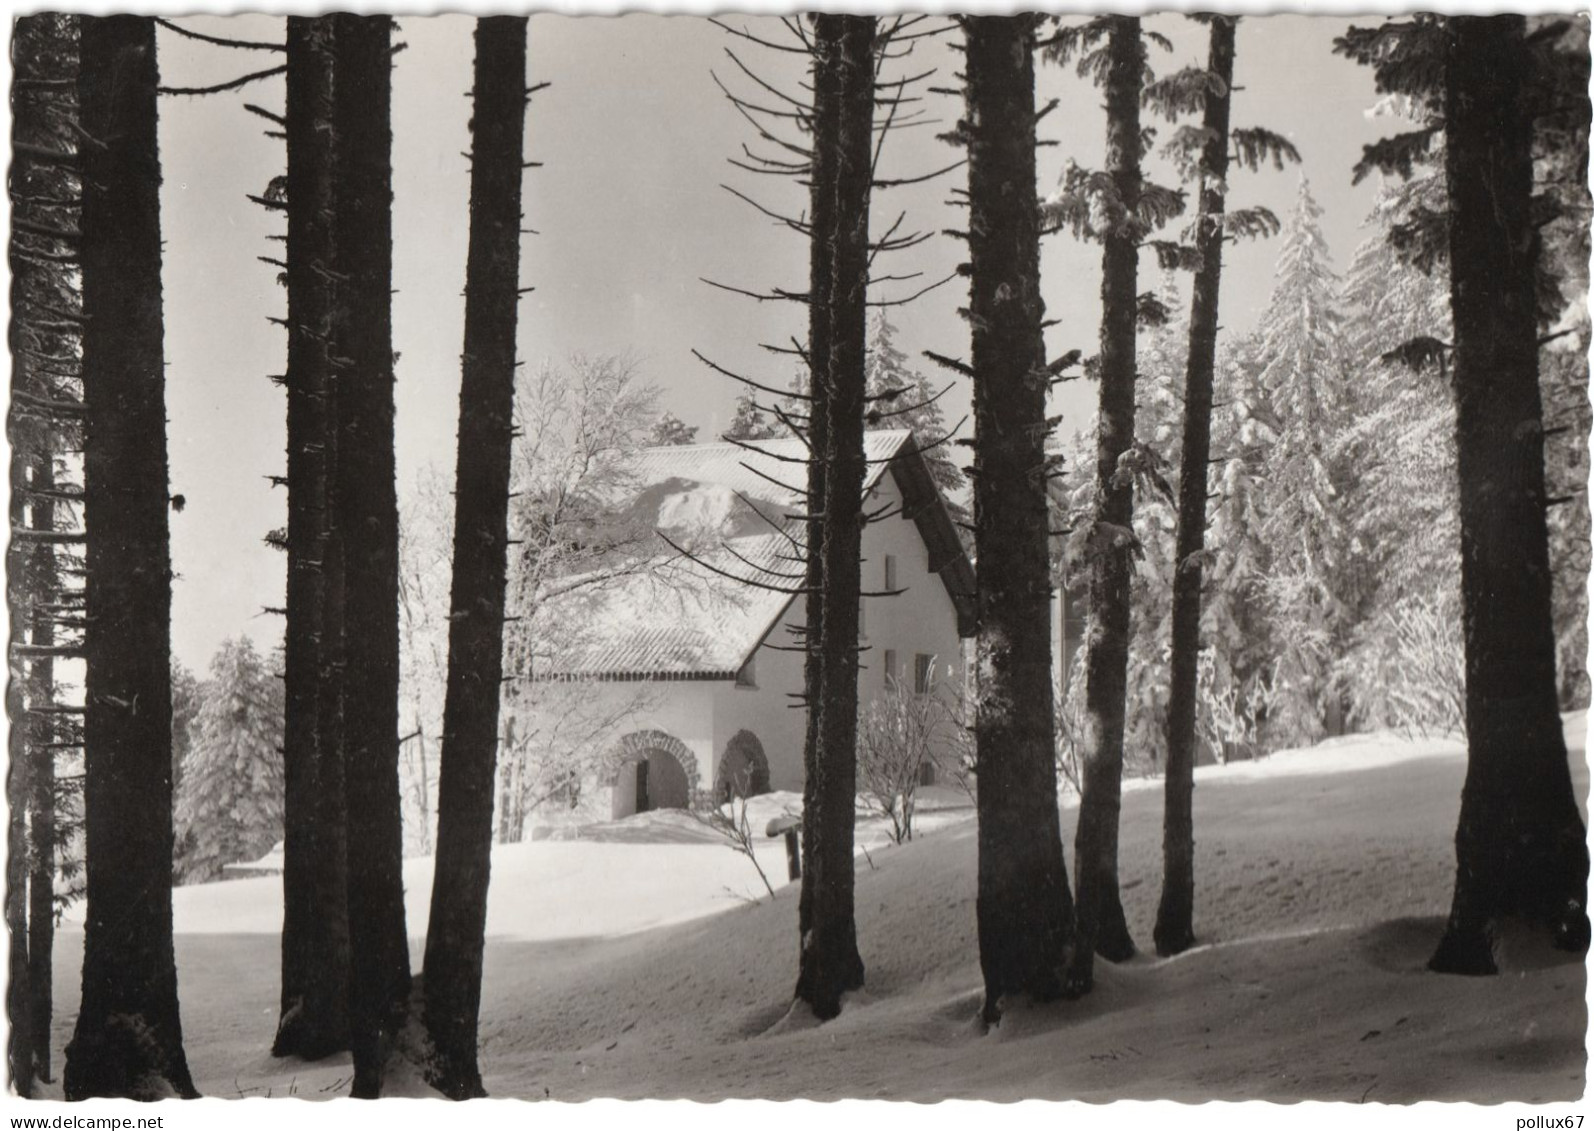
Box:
[796,14,841,954]
[1155,15,1235,959]
[275,14,351,1060]
[329,14,411,1095]
[7,444,33,1095]
[794,13,873,1021]
[65,15,197,1100]
[1071,14,1142,993]
[422,16,529,1100]
[10,13,78,1090]
[1429,14,1590,974]
[964,14,1076,1022]
[17,448,61,1090]
[25,553,55,1086]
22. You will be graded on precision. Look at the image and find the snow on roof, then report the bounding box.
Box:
[528,532,798,681]
[627,429,909,514]
[527,429,972,681]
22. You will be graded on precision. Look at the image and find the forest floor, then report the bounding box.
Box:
[38,716,1588,1107]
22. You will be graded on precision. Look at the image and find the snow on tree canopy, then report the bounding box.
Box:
[173,636,286,885]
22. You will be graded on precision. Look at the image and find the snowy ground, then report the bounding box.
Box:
[28,718,1589,1121]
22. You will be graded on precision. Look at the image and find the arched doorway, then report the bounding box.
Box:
[609,730,698,819]
[715,729,771,803]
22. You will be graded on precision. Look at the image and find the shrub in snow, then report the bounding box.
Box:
[686,795,780,900]
[856,672,961,844]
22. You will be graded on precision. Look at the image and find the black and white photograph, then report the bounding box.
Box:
[3,3,1589,1119]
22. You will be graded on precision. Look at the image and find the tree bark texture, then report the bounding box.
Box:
[797,14,842,954]
[794,13,874,1021]
[328,14,411,1095]
[1429,14,1591,974]
[964,14,1078,1023]
[9,14,78,1089]
[1154,15,1235,960]
[9,447,63,1093]
[7,444,34,1096]
[1071,14,1143,993]
[65,15,198,1100]
[422,15,529,1101]
[25,606,55,1090]
[274,14,352,1062]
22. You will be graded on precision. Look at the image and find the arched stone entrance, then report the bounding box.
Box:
[715,729,771,803]
[609,730,699,819]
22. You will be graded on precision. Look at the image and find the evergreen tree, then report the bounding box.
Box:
[1533,20,1592,711]
[1250,177,1357,746]
[1121,271,1184,775]
[794,12,874,1023]
[9,11,86,1093]
[171,661,201,799]
[723,390,781,441]
[1338,12,1591,972]
[1043,14,1187,989]
[275,12,351,1062]
[1200,337,1276,746]
[328,14,411,1096]
[66,14,197,1100]
[1146,15,1301,956]
[649,412,698,446]
[422,16,530,1100]
[1337,175,1460,732]
[1430,13,1589,971]
[959,13,1078,1021]
[174,639,287,885]
[863,312,968,527]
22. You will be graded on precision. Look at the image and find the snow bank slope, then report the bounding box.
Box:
[47,721,1587,1102]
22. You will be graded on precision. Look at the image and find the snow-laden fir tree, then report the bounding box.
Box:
[171,659,202,800]
[1119,271,1184,772]
[1251,177,1359,746]
[1336,172,1460,734]
[1199,338,1275,755]
[174,637,286,885]
[723,390,782,441]
[864,312,968,529]
[650,412,698,446]
[1533,28,1592,711]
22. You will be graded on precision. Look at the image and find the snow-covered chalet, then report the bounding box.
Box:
[511,428,975,822]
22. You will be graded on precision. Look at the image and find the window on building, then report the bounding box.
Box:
[914,652,936,695]
[883,648,897,688]
[884,553,898,592]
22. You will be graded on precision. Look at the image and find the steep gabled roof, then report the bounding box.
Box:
[525,428,974,682]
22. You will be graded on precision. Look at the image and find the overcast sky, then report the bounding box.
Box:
[153,12,1392,672]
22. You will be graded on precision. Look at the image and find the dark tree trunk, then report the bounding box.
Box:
[7,446,34,1096]
[9,14,78,1090]
[329,15,411,1096]
[421,16,529,1101]
[1154,15,1236,960]
[793,13,873,1021]
[274,14,352,1062]
[25,624,56,1088]
[963,14,1077,1023]
[1070,14,1143,994]
[795,12,841,979]
[64,15,198,1100]
[1429,14,1591,974]
[11,448,63,1093]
